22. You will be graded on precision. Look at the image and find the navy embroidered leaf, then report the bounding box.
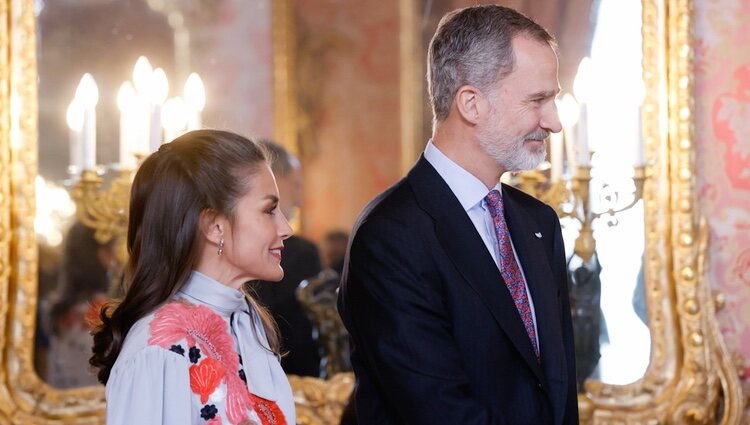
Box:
[189,346,202,364]
[200,404,218,420]
[239,368,247,383]
[169,344,185,356]
[238,354,243,365]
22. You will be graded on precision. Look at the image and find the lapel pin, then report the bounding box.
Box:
[534,232,542,239]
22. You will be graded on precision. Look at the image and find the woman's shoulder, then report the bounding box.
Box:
[117,300,224,362]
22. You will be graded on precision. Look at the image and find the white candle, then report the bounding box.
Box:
[563,125,577,173]
[149,104,163,152]
[66,99,84,174]
[132,56,153,94]
[117,82,138,168]
[149,68,169,152]
[635,106,645,166]
[577,104,589,166]
[573,57,593,168]
[82,109,96,170]
[184,73,205,130]
[549,131,563,183]
[134,94,151,156]
[132,57,154,155]
[75,73,99,170]
[557,93,580,175]
[161,97,188,142]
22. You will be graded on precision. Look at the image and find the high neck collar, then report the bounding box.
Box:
[177,271,248,316]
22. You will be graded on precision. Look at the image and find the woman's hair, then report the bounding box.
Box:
[90,129,281,384]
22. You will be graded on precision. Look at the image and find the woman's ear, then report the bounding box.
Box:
[199,209,224,244]
[454,85,487,125]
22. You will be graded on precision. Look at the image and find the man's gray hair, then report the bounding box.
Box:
[427,5,556,124]
[257,138,300,177]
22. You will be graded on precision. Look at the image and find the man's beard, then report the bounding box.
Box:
[478,128,549,172]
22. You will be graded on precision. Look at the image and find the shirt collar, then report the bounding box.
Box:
[177,271,248,316]
[423,139,502,211]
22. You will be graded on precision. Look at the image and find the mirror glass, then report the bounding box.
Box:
[577,0,649,387]
[33,0,275,388]
[31,0,650,392]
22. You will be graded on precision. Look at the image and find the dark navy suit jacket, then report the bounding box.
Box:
[338,156,578,425]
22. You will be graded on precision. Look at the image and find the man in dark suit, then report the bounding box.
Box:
[338,5,578,425]
[249,140,322,377]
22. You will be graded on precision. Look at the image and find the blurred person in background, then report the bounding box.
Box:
[323,230,349,276]
[47,221,115,387]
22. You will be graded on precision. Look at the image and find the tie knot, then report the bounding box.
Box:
[485,189,503,218]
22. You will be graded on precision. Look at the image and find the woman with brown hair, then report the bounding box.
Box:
[91,130,294,425]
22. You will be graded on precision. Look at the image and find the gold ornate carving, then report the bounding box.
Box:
[2,0,107,422]
[289,373,354,425]
[0,0,12,422]
[516,164,647,263]
[71,170,133,266]
[0,0,744,423]
[298,270,351,378]
[577,0,744,423]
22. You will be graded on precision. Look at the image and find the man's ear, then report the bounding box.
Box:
[199,209,224,244]
[454,85,487,125]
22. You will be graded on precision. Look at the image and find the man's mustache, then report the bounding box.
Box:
[524,130,550,141]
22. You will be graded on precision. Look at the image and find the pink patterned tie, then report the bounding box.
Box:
[485,189,540,361]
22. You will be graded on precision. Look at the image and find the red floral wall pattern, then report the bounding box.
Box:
[712,65,750,191]
[694,0,750,401]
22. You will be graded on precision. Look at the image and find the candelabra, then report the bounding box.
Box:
[70,167,134,276]
[66,53,205,293]
[514,164,646,391]
[516,165,646,258]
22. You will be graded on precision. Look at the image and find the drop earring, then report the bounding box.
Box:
[217,237,224,256]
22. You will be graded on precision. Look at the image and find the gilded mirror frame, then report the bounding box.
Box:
[0,0,744,424]
[574,0,743,423]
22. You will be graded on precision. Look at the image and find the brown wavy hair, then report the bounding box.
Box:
[90,129,281,384]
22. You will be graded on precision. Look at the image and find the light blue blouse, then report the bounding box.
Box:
[106,271,295,425]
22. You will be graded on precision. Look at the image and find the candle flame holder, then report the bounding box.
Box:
[70,168,134,267]
[514,164,647,261]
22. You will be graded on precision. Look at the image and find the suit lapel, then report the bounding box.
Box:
[407,158,545,384]
[502,185,567,423]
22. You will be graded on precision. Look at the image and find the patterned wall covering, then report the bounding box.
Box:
[294,0,401,242]
[694,0,750,400]
[193,0,274,138]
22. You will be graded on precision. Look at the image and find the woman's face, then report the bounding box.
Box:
[221,165,292,285]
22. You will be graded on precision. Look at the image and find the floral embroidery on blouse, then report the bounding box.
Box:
[170,344,185,356]
[190,357,225,404]
[148,301,286,425]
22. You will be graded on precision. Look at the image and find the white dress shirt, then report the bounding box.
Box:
[424,140,539,348]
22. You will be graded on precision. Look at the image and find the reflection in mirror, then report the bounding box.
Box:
[532,0,649,389]
[578,0,649,386]
[33,0,276,387]
[31,0,647,395]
